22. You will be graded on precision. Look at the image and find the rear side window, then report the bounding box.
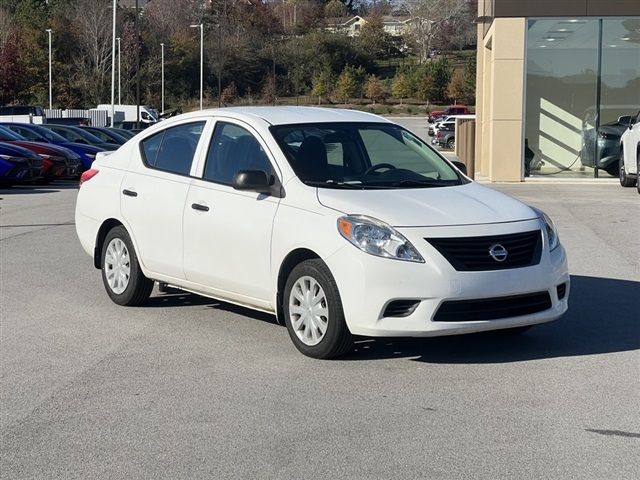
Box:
[203,122,272,184]
[140,121,205,176]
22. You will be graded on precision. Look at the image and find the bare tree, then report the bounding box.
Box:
[0,7,13,49]
[71,0,114,103]
[399,0,470,61]
[144,0,203,38]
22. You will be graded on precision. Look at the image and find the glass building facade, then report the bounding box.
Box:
[525,18,640,178]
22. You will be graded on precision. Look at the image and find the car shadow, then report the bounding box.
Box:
[0,181,78,194]
[144,287,278,326]
[141,275,638,363]
[341,275,639,363]
[0,187,61,195]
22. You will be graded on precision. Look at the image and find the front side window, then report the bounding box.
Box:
[140,121,205,176]
[271,122,464,189]
[203,122,272,184]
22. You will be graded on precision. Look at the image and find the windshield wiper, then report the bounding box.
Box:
[304,180,368,189]
[372,179,446,188]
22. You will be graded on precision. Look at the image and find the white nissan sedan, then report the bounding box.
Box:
[76,107,569,359]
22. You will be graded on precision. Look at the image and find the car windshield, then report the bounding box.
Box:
[0,126,23,141]
[29,125,69,142]
[270,122,465,189]
[48,126,103,144]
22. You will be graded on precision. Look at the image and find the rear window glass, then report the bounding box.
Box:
[140,122,205,176]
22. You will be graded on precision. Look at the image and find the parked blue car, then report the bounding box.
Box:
[0,142,44,186]
[0,123,103,171]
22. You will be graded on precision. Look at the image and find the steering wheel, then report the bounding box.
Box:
[364,163,397,175]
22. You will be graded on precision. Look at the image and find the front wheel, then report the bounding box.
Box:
[446,138,455,150]
[101,225,153,306]
[619,157,635,187]
[283,259,353,359]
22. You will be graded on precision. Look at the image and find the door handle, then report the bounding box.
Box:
[122,189,137,197]
[191,203,209,212]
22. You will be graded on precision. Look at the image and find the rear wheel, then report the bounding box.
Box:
[283,259,353,359]
[101,226,153,306]
[446,138,455,150]
[619,157,635,187]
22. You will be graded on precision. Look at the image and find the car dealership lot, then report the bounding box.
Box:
[1,182,638,479]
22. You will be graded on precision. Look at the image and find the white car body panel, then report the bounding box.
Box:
[75,107,569,339]
[620,114,640,175]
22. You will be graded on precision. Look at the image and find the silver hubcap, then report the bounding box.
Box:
[289,276,329,346]
[104,238,131,295]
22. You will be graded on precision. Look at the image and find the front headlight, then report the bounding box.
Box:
[39,154,52,159]
[532,207,559,251]
[337,215,424,263]
[85,154,96,160]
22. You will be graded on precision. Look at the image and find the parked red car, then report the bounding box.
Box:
[428,105,471,124]
[0,125,81,182]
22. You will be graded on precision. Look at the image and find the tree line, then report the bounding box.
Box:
[0,0,477,110]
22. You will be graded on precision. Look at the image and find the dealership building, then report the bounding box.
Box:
[475,0,640,181]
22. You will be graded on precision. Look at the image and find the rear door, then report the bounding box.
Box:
[183,119,281,304]
[121,119,208,280]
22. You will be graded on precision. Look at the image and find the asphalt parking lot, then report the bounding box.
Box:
[1,181,639,479]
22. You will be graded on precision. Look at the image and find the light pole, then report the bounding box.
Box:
[46,29,52,110]
[160,43,165,114]
[190,23,203,110]
[116,37,121,105]
[110,0,116,127]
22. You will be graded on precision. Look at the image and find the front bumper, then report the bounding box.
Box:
[325,219,569,337]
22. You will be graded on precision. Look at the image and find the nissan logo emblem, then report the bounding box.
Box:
[489,244,508,262]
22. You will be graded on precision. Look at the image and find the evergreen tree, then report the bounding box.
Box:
[311,66,334,105]
[391,72,411,105]
[334,65,358,105]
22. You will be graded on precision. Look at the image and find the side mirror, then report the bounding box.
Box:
[451,160,467,175]
[232,170,283,197]
[617,115,632,128]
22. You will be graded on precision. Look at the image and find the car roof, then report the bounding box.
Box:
[177,107,391,126]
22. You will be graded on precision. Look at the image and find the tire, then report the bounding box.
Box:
[101,225,153,306]
[619,157,635,187]
[446,138,455,150]
[283,259,353,359]
[604,162,619,177]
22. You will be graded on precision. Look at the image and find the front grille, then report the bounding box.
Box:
[426,230,542,271]
[382,300,420,318]
[556,283,567,300]
[433,291,552,322]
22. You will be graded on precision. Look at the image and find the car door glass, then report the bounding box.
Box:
[204,122,272,184]
[140,122,205,175]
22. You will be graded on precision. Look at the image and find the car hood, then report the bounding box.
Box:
[8,140,75,158]
[61,142,103,153]
[0,141,40,159]
[316,181,538,227]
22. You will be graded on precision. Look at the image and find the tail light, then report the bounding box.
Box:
[79,168,99,186]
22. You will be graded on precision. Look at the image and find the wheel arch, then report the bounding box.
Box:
[275,248,321,325]
[94,218,124,269]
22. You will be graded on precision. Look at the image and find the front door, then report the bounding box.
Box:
[183,120,280,303]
